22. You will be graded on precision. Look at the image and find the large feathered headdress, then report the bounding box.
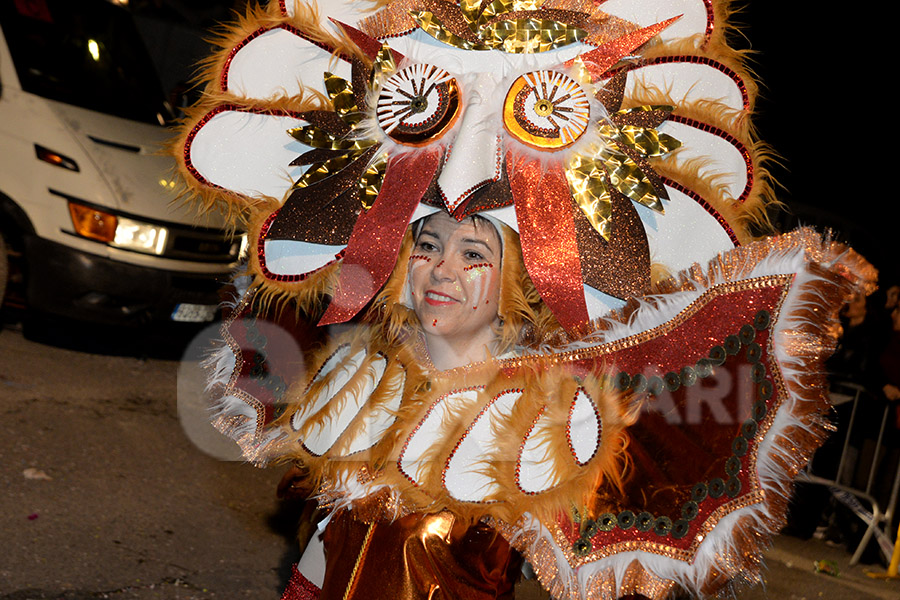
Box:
[174,0,771,335]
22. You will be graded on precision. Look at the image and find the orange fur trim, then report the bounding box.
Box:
[168,0,373,226]
[246,322,633,526]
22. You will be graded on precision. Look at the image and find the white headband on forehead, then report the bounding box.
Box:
[412,211,505,249]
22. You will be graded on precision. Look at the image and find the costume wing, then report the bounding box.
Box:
[174,2,878,599]
[208,229,874,599]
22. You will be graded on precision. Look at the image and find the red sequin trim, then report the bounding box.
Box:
[566,387,602,467]
[661,178,740,247]
[280,564,321,600]
[702,0,715,44]
[668,114,753,203]
[463,262,493,271]
[257,209,345,282]
[515,405,548,495]
[650,55,748,111]
[183,104,306,192]
[611,56,749,112]
[441,388,524,496]
[220,24,344,92]
[397,386,484,485]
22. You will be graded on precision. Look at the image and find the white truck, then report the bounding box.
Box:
[0,0,241,327]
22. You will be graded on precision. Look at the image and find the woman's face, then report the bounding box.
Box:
[408,212,502,341]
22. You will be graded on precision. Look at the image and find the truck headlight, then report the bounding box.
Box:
[114,217,168,255]
[238,232,250,259]
[68,202,169,255]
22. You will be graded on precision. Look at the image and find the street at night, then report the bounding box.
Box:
[1,325,898,599]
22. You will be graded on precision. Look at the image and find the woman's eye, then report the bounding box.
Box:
[464,251,484,261]
[417,240,438,252]
[502,70,591,151]
[376,63,461,146]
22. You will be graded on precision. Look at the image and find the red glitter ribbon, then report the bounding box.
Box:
[330,19,396,60]
[566,16,682,81]
[280,564,321,600]
[509,155,589,334]
[319,150,441,325]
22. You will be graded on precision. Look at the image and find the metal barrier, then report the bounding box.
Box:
[802,381,900,567]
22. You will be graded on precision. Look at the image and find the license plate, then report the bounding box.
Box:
[171,303,218,322]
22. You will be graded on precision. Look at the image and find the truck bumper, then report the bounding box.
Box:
[24,236,233,326]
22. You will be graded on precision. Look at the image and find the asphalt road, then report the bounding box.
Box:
[0,320,302,599]
[1,321,898,600]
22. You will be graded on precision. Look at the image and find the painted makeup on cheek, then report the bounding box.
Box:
[462,263,494,310]
[408,254,431,298]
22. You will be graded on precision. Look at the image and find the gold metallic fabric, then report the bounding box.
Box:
[320,511,522,600]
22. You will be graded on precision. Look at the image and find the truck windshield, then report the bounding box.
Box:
[0,0,172,125]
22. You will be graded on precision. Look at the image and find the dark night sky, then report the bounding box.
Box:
[740,6,893,282]
[153,2,893,283]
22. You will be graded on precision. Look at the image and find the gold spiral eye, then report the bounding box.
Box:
[376,63,460,146]
[503,70,591,151]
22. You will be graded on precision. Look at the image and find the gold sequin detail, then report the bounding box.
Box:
[480,16,587,53]
[410,10,490,50]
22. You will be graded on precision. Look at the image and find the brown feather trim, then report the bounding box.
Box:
[167,90,329,227]
[638,0,761,112]
[617,0,779,242]
[258,321,634,526]
[168,0,375,226]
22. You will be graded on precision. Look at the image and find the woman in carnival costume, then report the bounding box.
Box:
[173,1,877,598]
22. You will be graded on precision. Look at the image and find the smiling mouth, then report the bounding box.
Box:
[424,290,458,306]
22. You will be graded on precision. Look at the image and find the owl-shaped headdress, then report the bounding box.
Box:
[176,0,770,334]
[175,5,883,599]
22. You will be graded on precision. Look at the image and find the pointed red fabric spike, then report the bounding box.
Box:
[318,150,442,325]
[566,15,682,81]
[330,18,405,63]
[508,155,590,335]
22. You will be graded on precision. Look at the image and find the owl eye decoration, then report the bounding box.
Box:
[503,70,591,151]
[376,63,461,146]
[237,10,689,330]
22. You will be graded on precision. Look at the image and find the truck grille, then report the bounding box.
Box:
[163,226,241,263]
